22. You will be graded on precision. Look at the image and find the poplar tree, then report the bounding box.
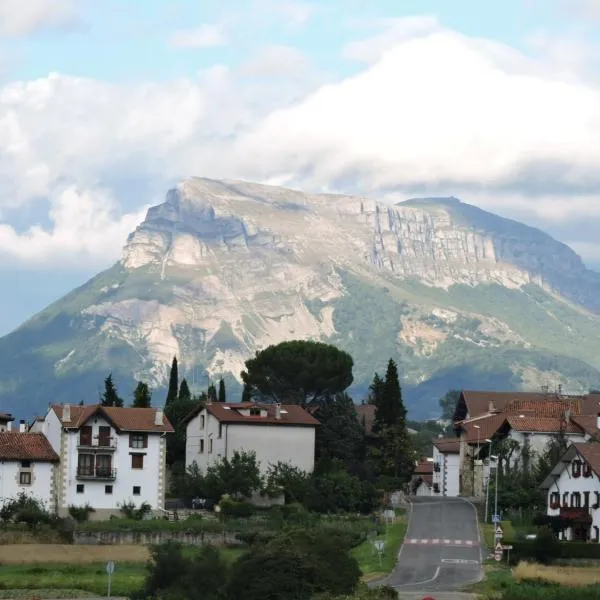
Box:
[218,378,226,403]
[165,357,179,406]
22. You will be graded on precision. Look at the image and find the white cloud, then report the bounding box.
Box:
[562,0,600,19]
[3,18,600,267]
[169,23,227,48]
[255,0,317,26]
[0,0,77,36]
[0,187,146,266]
[238,45,313,78]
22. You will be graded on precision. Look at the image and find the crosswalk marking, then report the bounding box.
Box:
[404,538,479,547]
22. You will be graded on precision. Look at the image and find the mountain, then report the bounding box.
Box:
[3,178,600,420]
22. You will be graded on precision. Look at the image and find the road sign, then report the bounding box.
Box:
[374,540,385,552]
[502,545,513,550]
[495,542,503,552]
[494,526,503,540]
[106,561,115,575]
[494,551,503,562]
[492,514,501,523]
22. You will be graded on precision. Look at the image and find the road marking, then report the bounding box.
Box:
[420,539,429,544]
[404,538,479,546]
[432,538,440,544]
[466,540,474,546]
[444,538,451,544]
[441,558,480,565]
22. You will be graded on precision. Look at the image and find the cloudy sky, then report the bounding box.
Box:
[1,0,600,335]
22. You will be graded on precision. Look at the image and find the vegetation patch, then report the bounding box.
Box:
[514,562,600,587]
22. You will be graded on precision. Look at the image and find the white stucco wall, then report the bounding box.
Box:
[433,445,460,497]
[0,460,56,511]
[415,480,432,496]
[509,431,587,464]
[546,453,600,542]
[57,416,166,512]
[43,409,63,455]
[186,409,316,475]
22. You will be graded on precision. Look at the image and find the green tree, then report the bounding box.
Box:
[132,381,151,408]
[101,373,124,407]
[439,389,461,420]
[218,378,226,402]
[205,450,262,499]
[367,373,384,406]
[374,359,405,430]
[315,393,365,467]
[178,378,191,402]
[207,383,217,403]
[241,340,354,407]
[264,462,310,504]
[164,395,201,467]
[165,357,178,406]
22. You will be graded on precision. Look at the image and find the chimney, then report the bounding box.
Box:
[155,408,164,426]
[19,419,26,433]
[597,413,600,430]
[7,420,11,432]
[558,384,563,396]
[541,384,549,394]
[275,404,281,420]
[488,401,497,414]
[62,404,71,422]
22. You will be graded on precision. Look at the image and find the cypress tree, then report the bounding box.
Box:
[218,378,226,403]
[207,383,217,403]
[101,373,124,407]
[132,381,152,408]
[178,378,191,402]
[165,357,179,405]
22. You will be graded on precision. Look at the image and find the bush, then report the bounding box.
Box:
[219,497,256,518]
[69,504,95,522]
[509,539,600,564]
[532,527,561,564]
[119,501,152,520]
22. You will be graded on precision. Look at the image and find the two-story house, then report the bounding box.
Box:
[432,437,460,497]
[0,432,59,510]
[41,404,173,519]
[541,442,600,542]
[184,402,319,476]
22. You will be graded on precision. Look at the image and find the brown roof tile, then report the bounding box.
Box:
[506,416,583,434]
[206,402,319,427]
[460,414,509,443]
[573,443,600,478]
[571,415,600,438]
[415,459,433,475]
[0,432,59,461]
[433,437,460,454]
[51,405,174,433]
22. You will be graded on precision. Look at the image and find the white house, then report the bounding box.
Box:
[0,412,14,432]
[184,402,319,476]
[432,437,461,497]
[541,442,600,542]
[42,404,173,519]
[0,431,60,511]
[411,459,434,496]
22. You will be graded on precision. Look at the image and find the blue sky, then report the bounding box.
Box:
[1,0,600,335]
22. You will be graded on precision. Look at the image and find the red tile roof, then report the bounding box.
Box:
[415,459,433,475]
[573,443,600,478]
[204,402,320,427]
[0,432,59,461]
[571,415,600,438]
[433,437,460,454]
[459,414,509,443]
[51,405,174,433]
[506,416,583,434]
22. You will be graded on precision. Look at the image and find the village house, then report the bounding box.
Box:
[411,458,434,496]
[0,412,14,432]
[541,442,600,542]
[432,436,461,497]
[0,431,59,510]
[184,402,319,476]
[39,404,173,519]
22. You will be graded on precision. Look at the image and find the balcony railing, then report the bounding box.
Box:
[76,467,117,480]
[77,438,117,451]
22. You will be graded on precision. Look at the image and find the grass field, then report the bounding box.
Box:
[0,545,243,597]
[515,562,600,587]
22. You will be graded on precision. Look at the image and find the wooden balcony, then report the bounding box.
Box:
[76,467,117,481]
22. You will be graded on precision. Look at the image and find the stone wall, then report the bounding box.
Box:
[73,529,244,547]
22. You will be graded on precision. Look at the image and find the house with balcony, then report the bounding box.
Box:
[432,437,460,497]
[0,432,59,510]
[541,442,600,542]
[41,404,173,519]
[184,402,319,476]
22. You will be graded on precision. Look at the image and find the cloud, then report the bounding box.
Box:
[0,187,146,267]
[255,0,317,26]
[562,0,600,19]
[169,23,227,48]
[3,18,600,267]
[0,0,78,36]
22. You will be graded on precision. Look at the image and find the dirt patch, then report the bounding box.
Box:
[399,316,447,355]
[0,544,150,564]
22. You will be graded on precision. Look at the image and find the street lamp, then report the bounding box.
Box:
[487,453,500,523]
[484,438,493,523]
[472,425,481,497]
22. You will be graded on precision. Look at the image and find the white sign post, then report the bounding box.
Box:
[106,561,115,599]
[374,540,385,569]
[494,542,503,562]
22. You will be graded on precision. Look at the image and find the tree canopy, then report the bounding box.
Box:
[101,373,124,407]
[132,381,151,408]
[241,340,354,407]
[165,357,179,405]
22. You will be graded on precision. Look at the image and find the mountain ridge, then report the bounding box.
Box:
[2,177,600,419]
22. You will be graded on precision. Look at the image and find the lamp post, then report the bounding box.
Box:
[491,453,500,522]
[484,438,493,523]
[473,425,481,497]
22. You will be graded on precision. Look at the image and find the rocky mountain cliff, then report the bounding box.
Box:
[3,178,600,419]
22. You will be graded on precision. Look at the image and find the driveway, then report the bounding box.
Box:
[378,497,483,593]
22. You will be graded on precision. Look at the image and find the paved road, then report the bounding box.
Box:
[378,497,483,594]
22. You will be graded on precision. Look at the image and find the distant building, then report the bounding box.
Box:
[184,402,319,476]
[0,412,15,432]
[411,458,434,496]
[432,437,461,497]
[0,431,59,510]
[541,442,600,542]
[41,404,173,519]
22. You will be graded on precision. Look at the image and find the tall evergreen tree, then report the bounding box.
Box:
[374,359,405,429]
[218,378,226,403]
[368,373,384,406]
[207,383,217,403]
[132,381,152,408]
[101,373,124,407]
[178,378,191,402]
[165,357,179,405]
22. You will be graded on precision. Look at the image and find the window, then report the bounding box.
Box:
[98,426,111,447]
[133,486,141,496]
[584,462,593,478]
[550,492,560,509]
[129,434,148,449]
[594,492,600,510]
[208,438,213,454]
[199,439,205,453]
[77,453,94,477]
[584,491,590,508]
[218,423,223,438]
[573,460,582,478]
[105,485,113,495]
[200,415,205,429]
[76,484,84,494]
[21,460,31,468]
[250,407,261,416]
[19,472,31,485]
[79,425,92,446]
[563,492,569,507]
[572,492,582,508]
[131,453,144,469]
[96,454,112,477]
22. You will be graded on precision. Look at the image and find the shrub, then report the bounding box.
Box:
[218,497,256,518]
[119,501,152,520]
[69,504,95,522]
[532,527,561,564]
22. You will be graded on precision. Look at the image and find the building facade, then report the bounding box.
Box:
[542,443,600,542]
[0,432,59,511]
[184,402,319,476]
[42,404,173,519]
[432,437,461,497]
